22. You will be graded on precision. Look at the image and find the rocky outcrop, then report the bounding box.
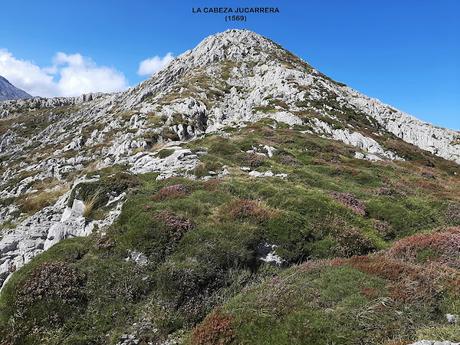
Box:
[0,92,104,118]
[343,88,460,163]
[128,146,199,178]
[312,118,403,161]
[0,143,204,289]
[0,176,125,289]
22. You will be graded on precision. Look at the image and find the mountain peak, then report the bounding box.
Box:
[175,29,298,69]
[121,29,459,165]
[200,28,270,46]
[128,29,311,107]
[0,76,32,101]
[197,29,272,48]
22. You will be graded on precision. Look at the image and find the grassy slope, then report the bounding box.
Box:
[193,254,460,345]
[0,121,459,345]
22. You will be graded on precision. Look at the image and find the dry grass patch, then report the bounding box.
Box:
[342,255,459,305]
[221,198,277,224]
[388,227,460,268]
[83,189,102,218]
[19,185,68,214]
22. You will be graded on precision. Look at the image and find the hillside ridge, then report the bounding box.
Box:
[0,76,32,101]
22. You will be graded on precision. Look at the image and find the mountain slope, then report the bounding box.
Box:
[0,76,32,101]
[118,29,460,163]
[0,30,459,345]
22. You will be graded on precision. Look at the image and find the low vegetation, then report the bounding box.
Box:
[203,252,460,345]
[0,121,459,344]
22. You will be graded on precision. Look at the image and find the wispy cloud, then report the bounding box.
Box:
[0,49,129,97]
[137,53,174,76]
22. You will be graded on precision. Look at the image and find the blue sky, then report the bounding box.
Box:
[1,0,458,129]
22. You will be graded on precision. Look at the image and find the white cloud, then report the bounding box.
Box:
[52,52,128,97]
[0,49,129,97]
[138,53,174,76]
[0,49,57,97]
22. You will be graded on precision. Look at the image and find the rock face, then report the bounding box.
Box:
[0,29,459,289]
[0,176,127,288]
[0,144,200,289]
[0,76,32,101]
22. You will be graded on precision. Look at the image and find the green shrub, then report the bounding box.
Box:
[366,197,441,236]
[157,148,174,158]
[68,172,139,210]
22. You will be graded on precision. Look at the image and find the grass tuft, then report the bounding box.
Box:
[83,189,101,218]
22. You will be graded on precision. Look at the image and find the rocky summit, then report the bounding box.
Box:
[0,76,32,101]
[0,29,459,345]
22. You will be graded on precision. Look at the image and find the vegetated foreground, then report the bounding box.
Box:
[1,121,459,345]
